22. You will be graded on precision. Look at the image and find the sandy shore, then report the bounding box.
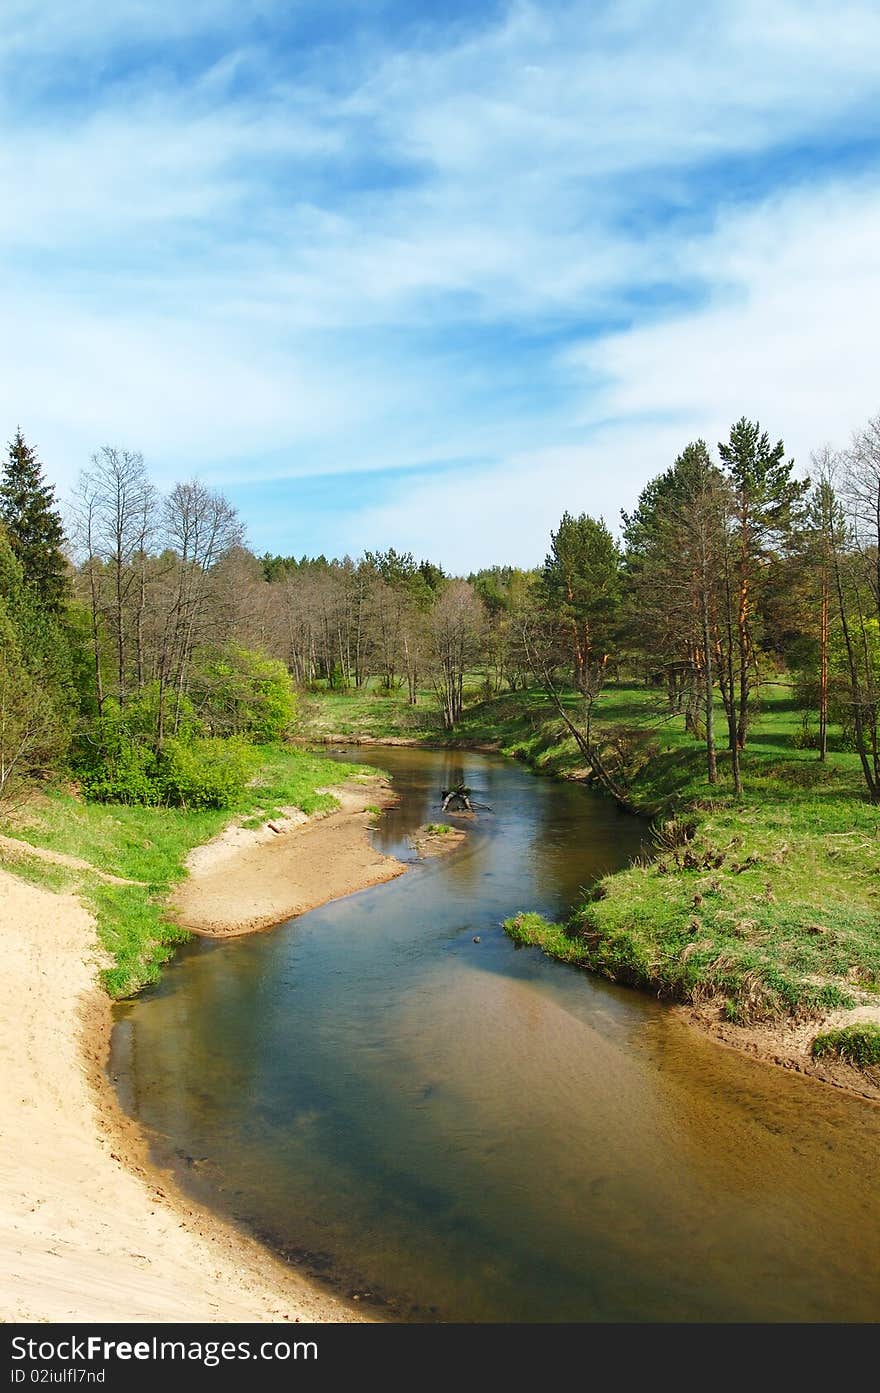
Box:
[0,771,475,1322]
[684,1000,880,1103]
[0,868,363,1323]
[172,778,405,936]
[4,758,872,1326]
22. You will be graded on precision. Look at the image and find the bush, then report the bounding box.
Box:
[156,736,256,809]
[189,644,297,742]
[122,682,201,743]
[792,714,817,750]
[0,602,67,807]
[75,712,161,805]
[76,708,256,810]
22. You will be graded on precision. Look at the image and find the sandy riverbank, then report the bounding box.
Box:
[172,777,404,936]
[683,1000,880,1103]
[0,769,474,1321]
[0,867,363,1323]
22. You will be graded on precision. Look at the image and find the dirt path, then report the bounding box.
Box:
[0,833,144,885]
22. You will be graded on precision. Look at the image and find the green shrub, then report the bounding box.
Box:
[792,715,817,750]
[811,1022,880,1068]
[156,736,256,809]
[0,600,67,807]
[189,644,297,742]
[121,682,201,743]
[74,710,161,805]
[75,706,256,810]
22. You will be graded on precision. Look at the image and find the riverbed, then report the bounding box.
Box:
[112,747,880,1322]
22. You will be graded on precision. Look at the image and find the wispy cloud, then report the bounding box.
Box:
[1,1,879,564]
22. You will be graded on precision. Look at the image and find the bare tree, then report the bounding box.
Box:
[72,448,157,707]
[426,581,485,729]
[832,415,880,799]
[157,481,244,741]
[69,477,106,717]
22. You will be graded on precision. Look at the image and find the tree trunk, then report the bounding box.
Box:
[701,589,717,784]
[818,568,828,762]
[88,562,104,720]
[135,559,147,692]
[833,552,878,801]
[722,553,743,796]
[115,542,126,707]
[736,572,749,750]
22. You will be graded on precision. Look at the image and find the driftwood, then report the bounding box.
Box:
[442,786,474,813]
[440,784,492,814]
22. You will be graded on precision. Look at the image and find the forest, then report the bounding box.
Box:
[3,413,880,811]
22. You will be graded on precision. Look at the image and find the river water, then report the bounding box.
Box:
[111,747,880,1321]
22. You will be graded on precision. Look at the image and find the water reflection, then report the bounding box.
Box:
[112,748,880,1322]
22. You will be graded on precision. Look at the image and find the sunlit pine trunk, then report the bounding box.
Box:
[701,587,717,784]
[818,567,828,762]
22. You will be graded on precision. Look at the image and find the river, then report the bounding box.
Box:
[111,746,880,1321]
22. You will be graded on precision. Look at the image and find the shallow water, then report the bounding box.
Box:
[112,747,880,1321]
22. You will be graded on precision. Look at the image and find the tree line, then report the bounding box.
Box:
[2,409,880,809]
[514,413,880,805]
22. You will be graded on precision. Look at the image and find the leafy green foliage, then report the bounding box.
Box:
[73,651,293,808]
[718,417,806,541]
[541,511,620,692]
[0,622,66,805]
[75,719,256,810]
[76,723,159,805]
[156,736,256,809]
[0,530,70,805]
[190,643,297,741]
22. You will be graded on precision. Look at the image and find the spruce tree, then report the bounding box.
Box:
[0,428,68,612]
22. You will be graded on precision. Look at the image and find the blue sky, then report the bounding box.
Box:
[2,0,880,570]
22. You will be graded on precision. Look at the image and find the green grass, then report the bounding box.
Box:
[0,847,82,896]
[423,822,452,836]
[497,686,880,1023]
[299,680,444,742]
[0,743,369,998]
[304,677,880,1027]
[811,1022,880,1066]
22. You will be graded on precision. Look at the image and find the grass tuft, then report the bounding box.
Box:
[811,1022,880,1067]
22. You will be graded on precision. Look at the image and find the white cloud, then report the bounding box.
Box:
[351,180,880,570]
[0,0,879,565]
[571,181,880,456]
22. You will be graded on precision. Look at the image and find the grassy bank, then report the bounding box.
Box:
[500,688,880,1028]
[0,745,365,997]
[304,679,880,1032]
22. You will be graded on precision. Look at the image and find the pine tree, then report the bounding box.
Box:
[542,511,620,695]
[622,442,728,784]
[0,428,68,613]
[718,417,807,765]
